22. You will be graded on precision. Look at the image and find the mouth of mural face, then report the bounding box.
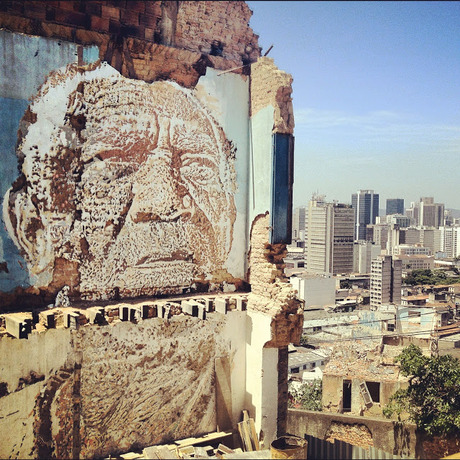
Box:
[134,250,195,268]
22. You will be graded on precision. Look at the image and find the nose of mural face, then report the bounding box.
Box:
[129,153,192,223]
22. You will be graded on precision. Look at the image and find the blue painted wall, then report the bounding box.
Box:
[0,30,99,294]
[0,97,31,291]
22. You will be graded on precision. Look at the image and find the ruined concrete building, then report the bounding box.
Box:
[0,1,302,458]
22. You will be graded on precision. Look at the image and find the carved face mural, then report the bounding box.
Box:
[3,63,237,299]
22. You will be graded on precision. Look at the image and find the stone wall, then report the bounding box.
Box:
[288,408,460,459]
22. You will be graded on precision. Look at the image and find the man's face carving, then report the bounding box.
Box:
[4,65,237,299]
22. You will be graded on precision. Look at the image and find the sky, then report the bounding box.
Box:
[246,1,460,211]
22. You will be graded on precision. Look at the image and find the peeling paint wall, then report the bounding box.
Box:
[0,30,98,297]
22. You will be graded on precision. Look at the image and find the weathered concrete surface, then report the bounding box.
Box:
[0,311,247,459]
[287,408,421,459]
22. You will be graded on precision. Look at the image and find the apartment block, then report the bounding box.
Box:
[370,255,402,309]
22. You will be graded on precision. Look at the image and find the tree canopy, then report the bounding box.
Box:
[288,379,322,411]
[383,344,460,436]
[404,268,460,286]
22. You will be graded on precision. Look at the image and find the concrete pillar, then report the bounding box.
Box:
[245,310,278,448]
[39,311,55,329]
[215,297,228,315]
[236,296,247,311]
[64,311,80,329]
[4,314,32,339]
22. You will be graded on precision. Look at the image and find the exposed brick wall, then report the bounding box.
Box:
[247,214,303,346]
[250,57,294,134]
[0,1,260,85]
[175,1,260,63]
[325,421,374,449]
[0,1,161,43]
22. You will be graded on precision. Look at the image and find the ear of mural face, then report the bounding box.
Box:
[4,65,237,300]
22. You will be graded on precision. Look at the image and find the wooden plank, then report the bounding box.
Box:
[221,450,271,459]
[174,431,233,449]
[248,418,260,451]
[177,445,194,457]
[238,421,252,452]
[216,357,233,431]
[217,444,234,454]
[242,410,249,422]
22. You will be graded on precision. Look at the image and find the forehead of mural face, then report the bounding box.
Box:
[4,64,237,299]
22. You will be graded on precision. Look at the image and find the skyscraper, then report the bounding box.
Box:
[370,255,402,309]
[305,195,354,275]
[386,198,404,216]
[419,197,445,228]
[352,190,379,240]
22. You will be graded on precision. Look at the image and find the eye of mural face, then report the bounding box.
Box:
[4,67,237,300]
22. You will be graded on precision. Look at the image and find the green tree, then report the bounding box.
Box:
[383,344,460,436]
[289,379,322,411]
[404,268,460,286]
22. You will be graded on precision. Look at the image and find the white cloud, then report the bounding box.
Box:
[294,107,460,149]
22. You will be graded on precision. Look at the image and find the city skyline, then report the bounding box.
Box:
[247,1,460,210]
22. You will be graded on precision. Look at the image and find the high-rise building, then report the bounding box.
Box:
[305,195,354,275]
[370,255,402,309]
[353,241,381,274]
[367,223,389,250]
[420,228,442,255]
[352,190,379,240]
[385,214,411,228]
[440,226,460,258]
[399,227,421,246]
[292,206,306,244]
[419,197,445,228]
[386,198,404,216]
[405,202,420,226]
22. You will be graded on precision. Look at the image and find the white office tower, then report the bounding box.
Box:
[370,255,402,309]
[440,226,460,258]
[353,241,381,274]
[305,195,354,275]
[292,206,306,244]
